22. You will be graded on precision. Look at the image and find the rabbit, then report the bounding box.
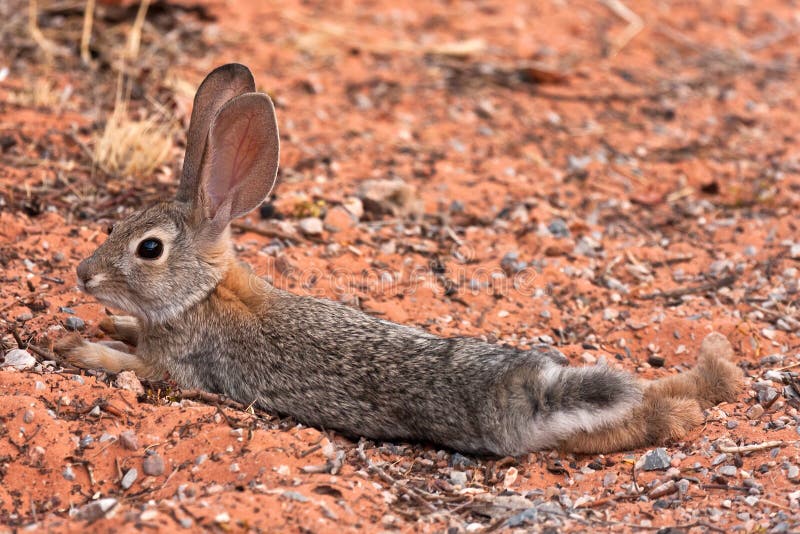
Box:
[55,64,742,456]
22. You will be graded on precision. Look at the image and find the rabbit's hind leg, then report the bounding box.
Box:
[646,332,741,409]
[99,315,141,346]
[55,333,160,379]
[560,392,703,454]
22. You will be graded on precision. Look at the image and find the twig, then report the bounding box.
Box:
[126,0,151,61]
[600,0,644,56]
[717,440,784,454]
[356,442,437,513]
[638,274,737,300]
[80,0,96,65]
[231,221,309,243]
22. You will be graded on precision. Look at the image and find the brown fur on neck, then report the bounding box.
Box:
[214,260,273,312]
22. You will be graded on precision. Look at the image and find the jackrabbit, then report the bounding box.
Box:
[56,64,741,455]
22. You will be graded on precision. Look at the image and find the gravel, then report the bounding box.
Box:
[143,452,165,476]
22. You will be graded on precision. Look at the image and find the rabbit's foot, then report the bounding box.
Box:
[561,395,703,454]
[646,332,742,409]
[54,334,155,377]
[99,315,140,346]
[694,332,742,408]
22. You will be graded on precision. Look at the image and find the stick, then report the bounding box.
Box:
[356,442,437,513]
[80,0,96,65]
[638,274,737,300]
[717,440,784,454]
[127,0,151,61]
[600,0,644,56]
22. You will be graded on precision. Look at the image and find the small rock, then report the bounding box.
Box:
[642,448,671,471]
[500,251,527,275]
[788,465,800,482]
[758,387,779,406]
[449,471,468,486]
[547,218,570,238]
[121,468,138,489]
[726,420,739,429]
[602,472,617,487]
[746,404,765,420]
[298,217,324,236]
[449,453,475,468]
[62,465,76,481]
[603,308,619,321]
[75,498,117,522]
[647,354,665,368]
[281,491,309,502]
[323,206,356,232]
[342,197,364,220]
[142,453,165,476]
[23,409,34,424]
[114,371,144,397]
[357,178,420,218]
[580,352,597,364]
[64,316,85,331]
[648,480,677,498]
[119,431,138,451]
[676,479,691,494]
[80,435,94,448]
[718,465,738,477]
[1,349,36,370]
[744,495,760,507]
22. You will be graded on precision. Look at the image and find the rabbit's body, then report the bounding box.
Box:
[128,251,640,455]
[56,64,742,455]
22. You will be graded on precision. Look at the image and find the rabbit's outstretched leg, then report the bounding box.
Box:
[560,391,703,453]
[99,315,141,346]
[55,333,159,379]
[560,332,741,454]
[644,332,741,409]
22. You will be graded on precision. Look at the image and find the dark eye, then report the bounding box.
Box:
[136,238,163,260]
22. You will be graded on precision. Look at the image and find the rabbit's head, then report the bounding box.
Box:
[75,64,280,324]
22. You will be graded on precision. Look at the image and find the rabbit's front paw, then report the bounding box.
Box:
[99,315,140,346]
[54,334,98,369]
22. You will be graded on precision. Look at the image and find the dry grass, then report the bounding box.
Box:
[93,104,175,179]
[7,78,69,108]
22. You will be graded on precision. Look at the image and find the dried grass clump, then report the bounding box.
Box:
[93,105,174,178]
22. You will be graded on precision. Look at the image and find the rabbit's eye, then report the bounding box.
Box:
[136,238,163,260]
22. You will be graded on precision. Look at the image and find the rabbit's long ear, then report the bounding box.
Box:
[195,92,279,232]
[176,63,255,203]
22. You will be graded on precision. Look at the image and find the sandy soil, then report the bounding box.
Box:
[2,0,800,531]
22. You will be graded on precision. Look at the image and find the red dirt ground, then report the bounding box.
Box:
[3,0,800,531]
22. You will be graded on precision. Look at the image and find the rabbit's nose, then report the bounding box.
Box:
[76,258,93,287]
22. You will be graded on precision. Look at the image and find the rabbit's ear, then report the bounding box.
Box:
[176,63,255,203]
[196,92,279,232]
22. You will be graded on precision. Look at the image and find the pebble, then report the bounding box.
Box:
[75,498,117,521]
[342,197,364,220]
[718,465,738,477]
[281,491,309,502]
[758,387,779,406]
[62,465,76,481]
[119,431,138,451]
[79,435,94,448]
[449,470,468,486]
[547,218,570,238]
[121,468,138,489]
[1,349,36,370]
[114,371,144,397]
[648,480,677,498]
[323,206,356,232]
[788,465,800,482]
[746,404,765,420]
[647,355,665,368]
[676,479,691,494]
[143,453,165,476]
[64,316,85,331]
[580,352,597,364]
[23,409,34,424]
[726,420,739,429]
[500,251,526,275]
[642,448,671,471]
[298,217,323,236]
[357,178,419,217]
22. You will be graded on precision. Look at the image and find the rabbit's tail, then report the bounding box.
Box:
[535,364,643,444]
